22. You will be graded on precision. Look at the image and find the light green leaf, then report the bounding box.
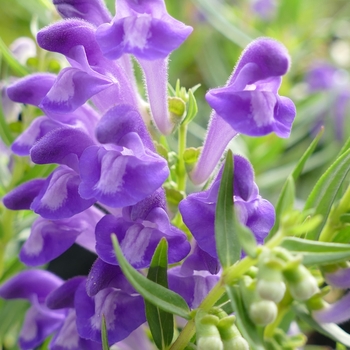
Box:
[0,37,29,77]
[304,148,350,240]
[111,234,190,320]
[215,150,241,269]
[101,315,110,350]
[267,128,324,239]
[281,237,350,265]
[145,239,174,350]
[182,89,198,125]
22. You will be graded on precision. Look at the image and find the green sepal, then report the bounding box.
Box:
[111,234,191,320]
[293,303,350,347]
[101,315,110,350]
[169,97,186,121]
[267,128,324,239]
[215,150,241,269]
[145,239,174,350]
[183,147,202,173]
[304,147,350,240]
[226,285,265,350]
[281,237,350,265]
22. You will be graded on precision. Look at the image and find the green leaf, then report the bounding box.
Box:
[0,37,29,77]
[280,237,350,265]
[267,128,324,239]
[182,89,198,125]
[293,303,350,347]
[101,315,110,350]
[234,208,257,258]
[215,150,240,269]
[226,285,265,350]
[304,148,350,240]
[0,102,15,147]
[145,239,174,350]
[111,234,190,320]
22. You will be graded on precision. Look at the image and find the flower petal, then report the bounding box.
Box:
[31,166,95,219]
[75,283,146,344]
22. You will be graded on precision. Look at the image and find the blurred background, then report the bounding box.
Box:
[0,0,350,349]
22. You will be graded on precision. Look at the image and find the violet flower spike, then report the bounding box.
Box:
[95,0,193,134]
[191,37,296,185]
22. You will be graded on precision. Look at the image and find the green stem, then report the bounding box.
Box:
[319,184,350,242]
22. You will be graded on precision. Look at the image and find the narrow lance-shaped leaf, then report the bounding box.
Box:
[305,148,350,240]
[111,234,191,320]
[281,237,350,265]
[215,149,241,268]
[101,315,110,350]
[145,238,174,350]
[267,128,324,239]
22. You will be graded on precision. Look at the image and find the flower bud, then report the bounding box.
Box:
[257,279,286,303]
[257,249,286,302]
[283,263,319,301]
[249,300,278,326]
[217,316,249,350]
[195,311,223,350]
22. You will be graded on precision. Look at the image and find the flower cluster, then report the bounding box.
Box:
[0,0,300,349]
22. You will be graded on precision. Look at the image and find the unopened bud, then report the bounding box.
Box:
[196,312,223,350]
[249,300,277,326]
[222,336,249,350]
[283,263,319,301]
[257,279,286,303]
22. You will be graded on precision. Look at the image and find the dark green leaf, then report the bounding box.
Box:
[0,102,15,146]
[101,315,110,350]
[145,239,174,350]
[215,150,241,269]
[226,285,265,350]
[305,148,350,240]
[281,237,350,265]
[111,234,190,320]
[268,128,324,239]
[293,303,350,347]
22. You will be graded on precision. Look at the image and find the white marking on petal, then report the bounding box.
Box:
[249,92,276,127]
[20,308,39,341]
[121,225,152,265]
[46,70,75,103]
[16,119,42,147]
[23,221,46,256]
[95,152,126,194]
[54,310,80,349]
[91,289,118,331]
[123,14,152,50]
[40,169,72,210]
[244,84,256,91]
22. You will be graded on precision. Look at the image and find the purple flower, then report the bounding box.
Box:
[75,260,146,344]
[19,207,101,266]
[251,0,278,21]
[168,245,220,308]
[95,189,190,268]
[191,37,296,184]
[95,0,193,134]
[53,0,112,26]
[180,154,275,260]
[0,270,65,350]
